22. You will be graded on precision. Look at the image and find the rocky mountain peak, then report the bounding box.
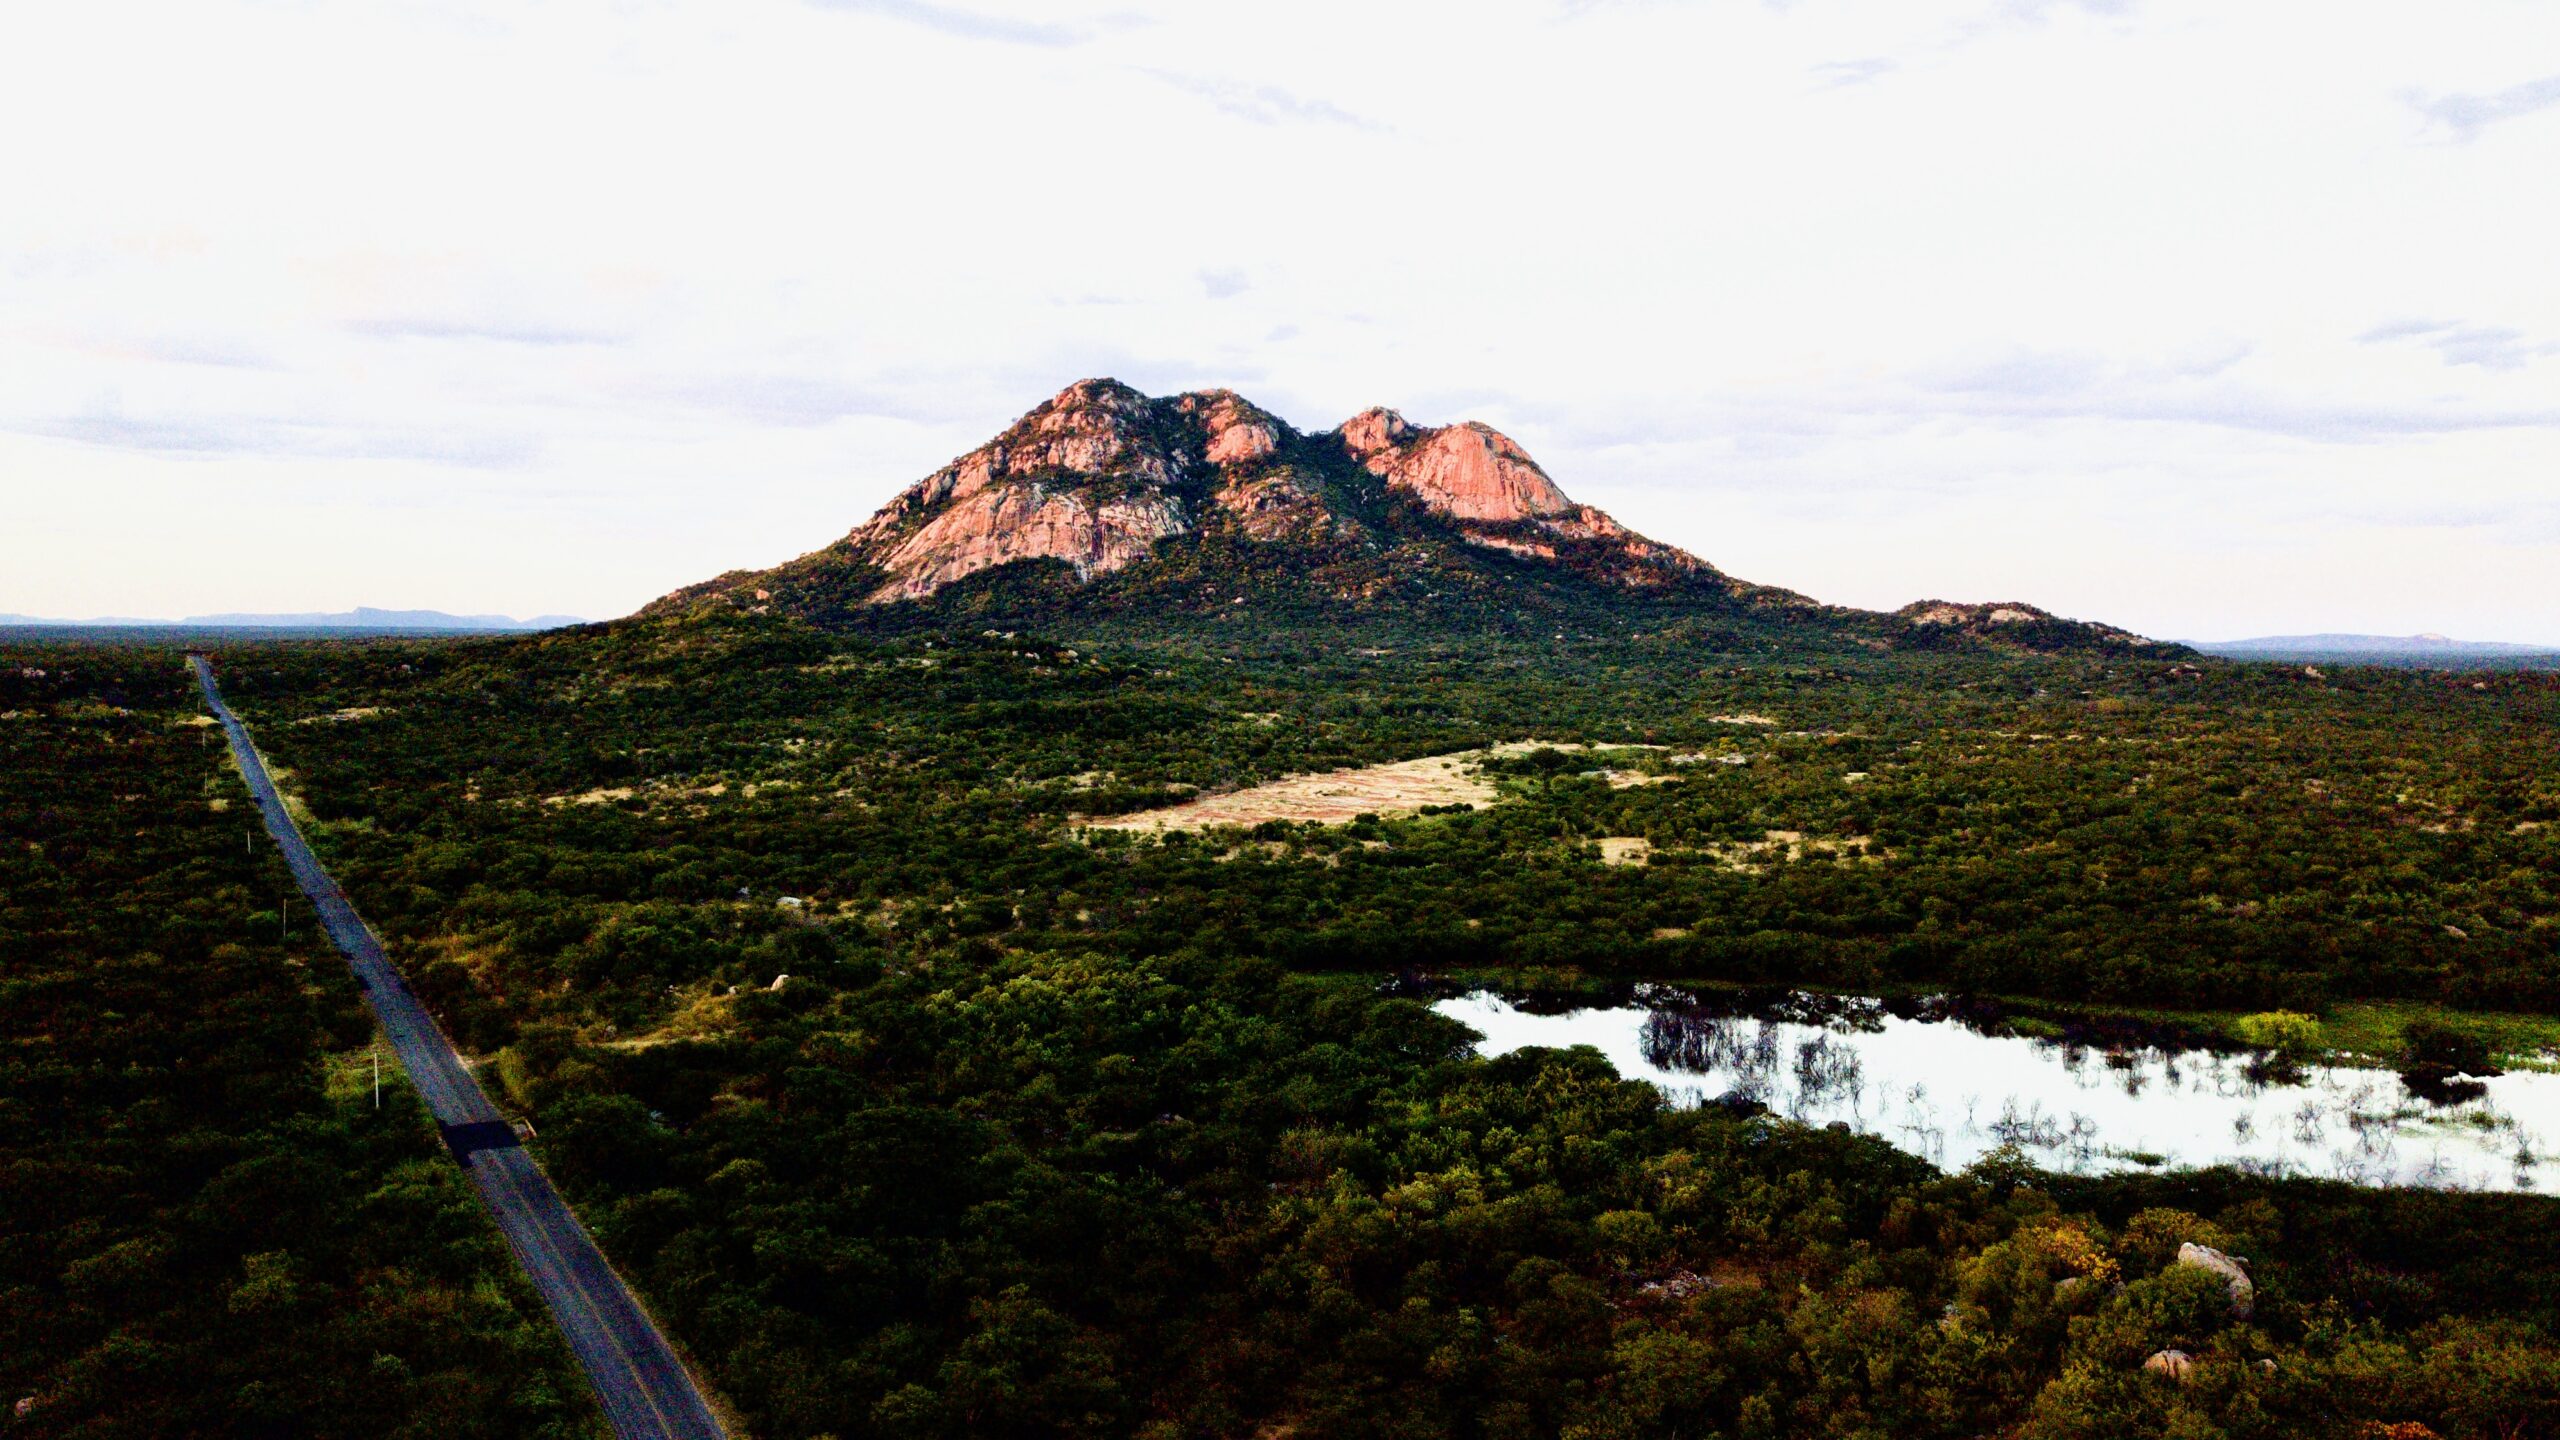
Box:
[655,380,1724,614]
[645,378,2172,655]
[1338,406,1415,463]
[1174,388,1291,466]
[1372,421,1575,523]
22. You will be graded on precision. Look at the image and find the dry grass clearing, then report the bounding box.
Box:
[1084,750,1499,831]
[1705,829,1882,872]
[1597,837,1652,865]
[1084,741,1647,833]
[544,785,637,807]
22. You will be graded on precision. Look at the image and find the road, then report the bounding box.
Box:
[192,656,727,1440]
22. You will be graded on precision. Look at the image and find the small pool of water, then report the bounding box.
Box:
[1436,989,2560,1193]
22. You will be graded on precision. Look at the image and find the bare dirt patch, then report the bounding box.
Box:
[1597,836,1652,865]
[1080,742,1662,833]
[1085,750,1498,831]
[545,786,637,807]
[1703,829,1882,872]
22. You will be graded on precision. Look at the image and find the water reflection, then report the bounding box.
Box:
[1439,988,2557,1194]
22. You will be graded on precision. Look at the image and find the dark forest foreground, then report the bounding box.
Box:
[7,619,2559,1438]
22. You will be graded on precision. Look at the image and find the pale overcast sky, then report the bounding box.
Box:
[4,0,2556,640]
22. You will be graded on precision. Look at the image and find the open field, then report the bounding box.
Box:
[1082,747,1500,830]
[1080,740,1682,831]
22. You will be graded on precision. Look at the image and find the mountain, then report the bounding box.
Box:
[176,606,587,631]
[649,379,2171,655]
[1897,600,2162,651]
[0,607,584,632]
[2189,633,2560,665]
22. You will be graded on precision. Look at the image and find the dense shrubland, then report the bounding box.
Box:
[13,611,2560,1437]
[0,645,598,1439]
[249,613,2560,1021]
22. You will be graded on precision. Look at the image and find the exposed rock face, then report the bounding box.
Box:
[2176,1243,2254,1320]
[1351,419,1575,522]
[761,379,1720,604]
[867,485,1191,603]
[1329,406,1706,582]
[1904,601,2049,627]
[1338,406,1414,463]
[844,380,1200,603]
[1179,389,1287,466]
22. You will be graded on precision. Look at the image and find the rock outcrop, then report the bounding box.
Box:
[2142,1349,2196,1382]
[1180,388,1287,466]
[1340,411,1574,521]
[865,485,1192,603]
[1330,406,1704,584]
[2176,1242,2254,1320]
[1895,599,2160,653]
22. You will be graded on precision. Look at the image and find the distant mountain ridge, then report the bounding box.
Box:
[650,378,2172,656]
[2190,633,2560,664]
[0,606,584,631]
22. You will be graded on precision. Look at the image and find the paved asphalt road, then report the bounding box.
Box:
[193,656,726,1440]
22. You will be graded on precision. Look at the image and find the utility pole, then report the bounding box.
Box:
[281,894,289,941]
[373,1044,381,1109]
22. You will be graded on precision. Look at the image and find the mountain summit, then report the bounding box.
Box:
[657,378,1727,615]
[649,379,2165,654]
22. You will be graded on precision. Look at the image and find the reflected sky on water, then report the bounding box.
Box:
[1436,990,2559,1193]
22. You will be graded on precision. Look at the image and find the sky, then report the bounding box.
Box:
[4,0,2556,642]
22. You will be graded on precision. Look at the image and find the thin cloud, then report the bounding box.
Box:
[1811,58,1898,89]
[1523,346,2560,455]
[2406,73,2560,141]
[1141,71,1384,132]
[1991,0,2138,20]
[2430,327,2553,370]
[143,337,277,369]
[1198,268,1250,300]
[25,413,278,456]
[347,317,623,347]
[664,373,909,428]
[336,426,542,467]
[1905,354,2560,441]
[808,0,1087,47]
[21,412,539,467]
[2356,317,2457,344]
[2359,318,2554,371]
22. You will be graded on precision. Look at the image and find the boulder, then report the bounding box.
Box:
[2177,1242,2254,1319]
[2142,1349,2195,1382]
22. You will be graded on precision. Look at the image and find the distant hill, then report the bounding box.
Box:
[0,606,584,632]
[648,378,2175,658]
[2190,633,2560,667]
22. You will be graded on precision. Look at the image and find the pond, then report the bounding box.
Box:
[1436,988,2560,1193]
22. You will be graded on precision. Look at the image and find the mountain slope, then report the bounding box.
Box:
[648,379,2168,655]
